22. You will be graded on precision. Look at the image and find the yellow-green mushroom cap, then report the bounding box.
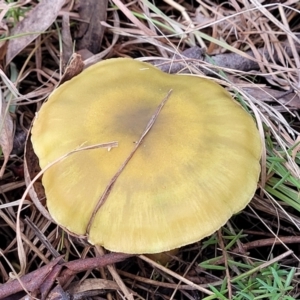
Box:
[31,58,262,254]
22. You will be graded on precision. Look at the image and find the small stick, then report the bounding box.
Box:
[139,255,213,296]
[96,246,134,300]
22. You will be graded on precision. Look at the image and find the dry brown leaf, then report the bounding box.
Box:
[24,129,52,221]
[6,0,66,65]
[75,0,108,54]
[59,53,84,85]
[244,87,300,109]
[0,95,14,178]
[68,278,121,295]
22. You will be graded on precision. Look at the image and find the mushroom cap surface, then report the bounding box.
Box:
[31,58,262,254]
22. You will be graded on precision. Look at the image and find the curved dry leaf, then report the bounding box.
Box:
[68,278,121,295]
[0,97,14,178]
[6,0,66,65]
[59,53,84,85]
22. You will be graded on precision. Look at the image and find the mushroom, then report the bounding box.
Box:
[31,58,262,254]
